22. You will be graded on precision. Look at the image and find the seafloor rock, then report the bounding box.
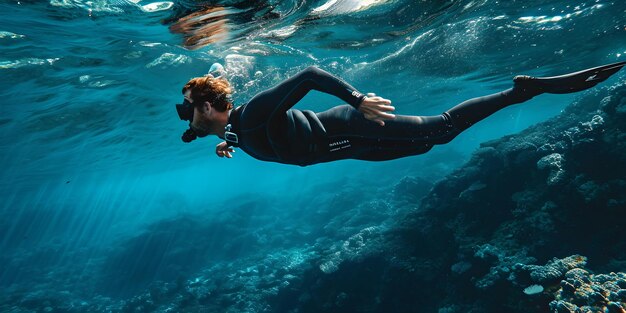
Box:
[550,269,626,313]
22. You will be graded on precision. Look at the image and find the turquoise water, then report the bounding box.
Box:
[1,0,625,311]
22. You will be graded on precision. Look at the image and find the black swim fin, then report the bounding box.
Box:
[513,61,626,94]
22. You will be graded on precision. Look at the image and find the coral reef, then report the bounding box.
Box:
[319,226,384,274]
[387,81,626,311]
[551,269,626,313]
[515,255,588,285]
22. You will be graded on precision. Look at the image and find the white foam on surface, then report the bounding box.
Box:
[0,58,60,69]
[311,0,390,16]
[0,31,25,39]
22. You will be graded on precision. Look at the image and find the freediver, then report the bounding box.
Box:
[175,61,625,167]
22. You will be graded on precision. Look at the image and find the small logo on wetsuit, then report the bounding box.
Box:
[329,139,351,152]
[351,91,363,98]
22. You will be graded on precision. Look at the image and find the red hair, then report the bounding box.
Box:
[182,75,233,112]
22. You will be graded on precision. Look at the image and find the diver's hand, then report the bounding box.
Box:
[358,93,395,126]
[216,141,235,158]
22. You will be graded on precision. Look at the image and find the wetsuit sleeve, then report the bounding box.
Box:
[245,66,366,120]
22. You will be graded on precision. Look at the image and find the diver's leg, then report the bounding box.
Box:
[317,84,535,150]
[440,86,536,143]
[317,77,546,162]
[317,93,530,162]
[439,61,626,141]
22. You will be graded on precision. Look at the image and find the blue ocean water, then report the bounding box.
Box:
[1,0,625,311]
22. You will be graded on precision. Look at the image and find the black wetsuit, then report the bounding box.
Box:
[224,66,536,166]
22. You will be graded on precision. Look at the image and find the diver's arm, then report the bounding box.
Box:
[257,66,366,114]
[290,66,367,109]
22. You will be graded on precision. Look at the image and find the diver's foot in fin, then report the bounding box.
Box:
[513,61,626,95]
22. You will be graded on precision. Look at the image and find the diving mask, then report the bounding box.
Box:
[176,98,194,121]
